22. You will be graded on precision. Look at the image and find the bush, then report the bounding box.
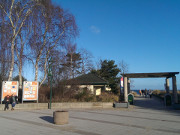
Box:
[75,88,96,102]
[39,85,119,102]
[96,92,119,102]
[39,86,50,102]
[152,90,162,95]
[152,90,180,103]
[131,91,138,96]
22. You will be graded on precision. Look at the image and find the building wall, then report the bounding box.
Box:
[65,84,110,96]
[105,86,111,91]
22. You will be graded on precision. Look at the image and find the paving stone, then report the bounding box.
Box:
[0,97,179,135]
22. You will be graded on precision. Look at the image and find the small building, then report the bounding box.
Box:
[63,73,110,95]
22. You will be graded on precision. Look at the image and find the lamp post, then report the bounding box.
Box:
[48,57,53,109]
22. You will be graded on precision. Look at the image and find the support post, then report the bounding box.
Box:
[165,78,170,94]
[103,85,106,91]
[124,77,128,102]
[128,78,130,94]
[172,76,178,104]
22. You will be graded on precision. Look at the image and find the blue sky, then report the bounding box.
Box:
[51,0,180,90]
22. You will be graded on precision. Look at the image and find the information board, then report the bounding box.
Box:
[23,81,38,101]
[1,81,19,102]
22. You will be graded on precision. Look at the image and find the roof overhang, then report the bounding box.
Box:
[78,82,107,85]
[122,72,179,78]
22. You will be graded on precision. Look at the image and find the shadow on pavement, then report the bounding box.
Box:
[40,116,54,124]
[133,96,180,115]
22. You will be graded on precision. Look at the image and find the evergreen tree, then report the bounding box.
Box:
[91,60,120,94]
[12,75,27,82]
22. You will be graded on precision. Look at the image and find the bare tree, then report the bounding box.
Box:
[118,60,134,89]
[58,43,82,79]
[0,2,12,80]
[0,0,43,81]
[119,60,129,75]
[0,0,78,89]
[29,2,78,86]
[14,27,31,89]
[79,48,94,74]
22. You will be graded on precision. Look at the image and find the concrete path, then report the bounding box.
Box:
[0,97,180,135]
[134,96,166,109]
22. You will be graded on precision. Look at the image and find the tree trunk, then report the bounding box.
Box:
[19,60,23,89]
[35,58,39,81]
[70,53,73,78]
[39,50,49,87]
[8,39,15,81]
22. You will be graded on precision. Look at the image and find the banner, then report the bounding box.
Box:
[120,77,124,94]
[1,81,19,102]
[120,77,123,88]
[23,81,38,101]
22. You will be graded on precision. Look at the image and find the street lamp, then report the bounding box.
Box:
[48,57,53,109]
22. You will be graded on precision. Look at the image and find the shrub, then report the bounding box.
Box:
[96,92,119,102]
[39,85,119,102]
[131,91,138,96]
[39,86,50,102]
[75,88,96,102]
[152,90,162,95]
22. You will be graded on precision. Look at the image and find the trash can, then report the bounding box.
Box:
[53,110,69,125]
[128,94,134,105]
[164,94,172,106]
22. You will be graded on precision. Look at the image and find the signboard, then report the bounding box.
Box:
[23,81,38,101]
[1,81,19,102]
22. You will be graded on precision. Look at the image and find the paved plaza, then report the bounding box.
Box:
[0,97,180,135]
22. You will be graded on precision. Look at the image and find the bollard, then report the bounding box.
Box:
[53,110,69,125]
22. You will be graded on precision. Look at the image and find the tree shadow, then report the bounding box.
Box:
[133,96,180,116]
[40,116,54,124]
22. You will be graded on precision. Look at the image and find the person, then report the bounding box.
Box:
[10,94,18,111]
[141,90,144,97]
[4,95,10,111]
[139,89,142,96]
[145,89,148,98]
[149,90,152,98]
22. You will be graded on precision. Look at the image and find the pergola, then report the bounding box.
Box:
[122,72,179,103]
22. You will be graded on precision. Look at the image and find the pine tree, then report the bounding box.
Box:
[91,60,120,94]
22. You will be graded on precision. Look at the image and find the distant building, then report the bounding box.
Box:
[61,73,110,95]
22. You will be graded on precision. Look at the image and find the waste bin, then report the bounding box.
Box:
[53,110,69,125]
[128,94,134,105]
[164,94,172,106]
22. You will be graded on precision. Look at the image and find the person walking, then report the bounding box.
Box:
[145,89,148,98]
[4,95,10,111]
[139,89,142,96]
[149,90,152,98]
[10,94,18,111]
[141,90,144,97]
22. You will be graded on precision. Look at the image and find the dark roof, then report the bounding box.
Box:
[122,72,179,78]
[66,73,108,85]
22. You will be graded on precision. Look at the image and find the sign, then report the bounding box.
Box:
[1,81,19,102]
[23,81,38,101]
